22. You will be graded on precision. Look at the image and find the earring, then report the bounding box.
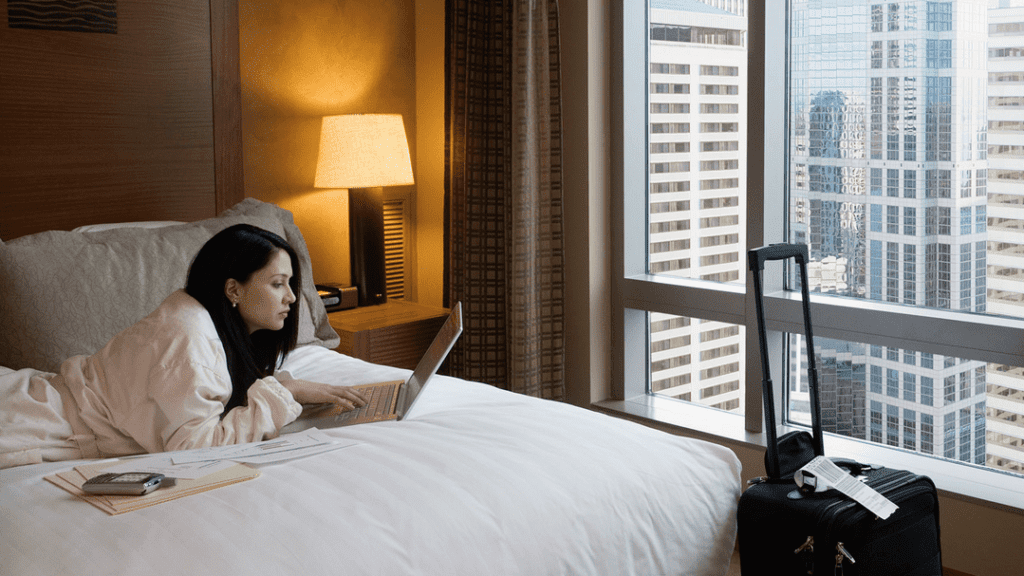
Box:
[232,300,238,308]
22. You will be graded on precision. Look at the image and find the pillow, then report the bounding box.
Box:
[73,221,183,233]
[0,199,339,373]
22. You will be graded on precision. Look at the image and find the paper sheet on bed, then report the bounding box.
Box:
[98,454,237,480]
[168,428,353,465]
[92,430,351,479]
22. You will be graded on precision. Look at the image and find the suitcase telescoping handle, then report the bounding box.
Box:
[748,243,825,480]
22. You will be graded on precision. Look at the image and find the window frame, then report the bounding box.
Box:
[606,0,1024,512]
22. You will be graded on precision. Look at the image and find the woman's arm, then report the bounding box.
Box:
[147,365,367,452]
[137,362,303,453]
[275,373,368,411]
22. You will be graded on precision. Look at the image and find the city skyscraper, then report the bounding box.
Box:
[985,0,1024,473]
[648,0,747,411]
[789,0,990,465]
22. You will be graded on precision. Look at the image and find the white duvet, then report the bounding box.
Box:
[1,345,741,576]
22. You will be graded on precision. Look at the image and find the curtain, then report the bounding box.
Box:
[445,0,564,400]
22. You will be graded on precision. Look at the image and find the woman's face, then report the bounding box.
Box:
[231,249,297,333]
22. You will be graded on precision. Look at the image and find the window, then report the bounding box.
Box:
[614,0,1024,501]
[651,141,690,153]
[904,169,916,198]
[651,103,690,114]
[905,206,921,235]
[927,1,952,32]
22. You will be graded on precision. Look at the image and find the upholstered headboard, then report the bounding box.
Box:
[0,0,244,240]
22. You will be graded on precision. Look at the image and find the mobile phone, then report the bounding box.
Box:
[82,472,166,496]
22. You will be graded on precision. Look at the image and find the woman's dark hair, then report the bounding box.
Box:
[185,224,302,414]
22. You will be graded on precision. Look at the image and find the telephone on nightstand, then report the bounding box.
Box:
[315,283,358,312]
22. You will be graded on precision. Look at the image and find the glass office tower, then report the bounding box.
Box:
[787,0,990,465]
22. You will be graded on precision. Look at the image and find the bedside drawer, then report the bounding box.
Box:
[328,301,449,370]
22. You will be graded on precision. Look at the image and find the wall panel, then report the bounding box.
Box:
[0,0,241,239]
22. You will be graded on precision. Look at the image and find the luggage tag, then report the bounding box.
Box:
[794,456,899,519]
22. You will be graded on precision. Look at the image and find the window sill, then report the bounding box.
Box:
[594,393,1024,515]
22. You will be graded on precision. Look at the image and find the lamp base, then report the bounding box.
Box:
[349,186,387,307]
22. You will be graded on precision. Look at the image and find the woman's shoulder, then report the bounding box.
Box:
[88,290,225,374]
[136,289,217,339]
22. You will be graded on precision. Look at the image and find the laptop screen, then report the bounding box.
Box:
[397,302,463,417]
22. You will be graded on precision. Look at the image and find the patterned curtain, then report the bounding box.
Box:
[445,0,564,400]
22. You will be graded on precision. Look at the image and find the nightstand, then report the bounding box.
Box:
[327,300,450,370]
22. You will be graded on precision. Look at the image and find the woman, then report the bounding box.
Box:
[182,223,367,431]
[1,224,365,466]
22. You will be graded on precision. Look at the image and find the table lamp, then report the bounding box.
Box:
[314,114,415,306]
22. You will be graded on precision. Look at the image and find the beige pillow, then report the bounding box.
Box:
[0,199,338,373]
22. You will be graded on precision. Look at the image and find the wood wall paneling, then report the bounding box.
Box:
[210,0,245,214]
[0,0,243,240]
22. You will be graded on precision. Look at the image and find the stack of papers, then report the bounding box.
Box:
[45,429,355,515]
[45,461,259,516]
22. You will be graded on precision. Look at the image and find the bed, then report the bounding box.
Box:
[0,201,742,576]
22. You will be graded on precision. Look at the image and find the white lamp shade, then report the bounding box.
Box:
[314,114,415,189]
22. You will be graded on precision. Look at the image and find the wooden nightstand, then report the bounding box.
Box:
[327,300,450,370]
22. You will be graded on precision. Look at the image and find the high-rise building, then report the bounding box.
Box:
[788,0,990,466]
[985,0,1024,473]
[648,0,747,411]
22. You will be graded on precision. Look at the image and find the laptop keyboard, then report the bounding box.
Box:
[350,382,398,419]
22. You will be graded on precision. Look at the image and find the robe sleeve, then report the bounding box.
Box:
[126,360,303,453]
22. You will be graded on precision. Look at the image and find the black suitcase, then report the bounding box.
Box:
[737,243,943,576]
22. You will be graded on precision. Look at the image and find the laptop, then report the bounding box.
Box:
[281,302,463,433]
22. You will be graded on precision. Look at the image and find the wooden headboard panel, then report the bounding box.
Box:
[0,0,244,241]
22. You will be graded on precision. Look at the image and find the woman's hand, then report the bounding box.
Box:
[279,378,368,412]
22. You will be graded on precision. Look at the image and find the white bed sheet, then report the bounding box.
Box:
[1,345,741,576]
